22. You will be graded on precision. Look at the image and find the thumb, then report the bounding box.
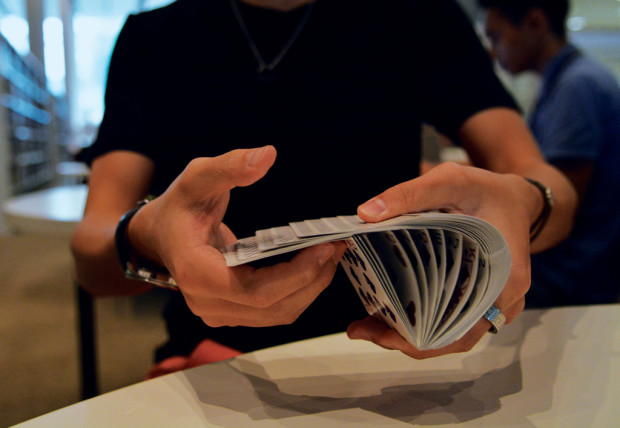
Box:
[218,145,277,188]
[231,146,277,186]
[357,182,416,223]
[357,163,467,222]
[183,146,277,197]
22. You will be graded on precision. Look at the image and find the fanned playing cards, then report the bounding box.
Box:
[221,213,511,350]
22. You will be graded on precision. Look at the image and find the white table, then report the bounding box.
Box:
[2,184,88,236]
[14,304,620,427]
[2,184,99,399]
[55,161,90,185]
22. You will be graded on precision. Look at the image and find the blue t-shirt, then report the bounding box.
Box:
[528,44,620,307]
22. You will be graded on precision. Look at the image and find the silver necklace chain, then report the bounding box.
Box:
[230,0,316,75]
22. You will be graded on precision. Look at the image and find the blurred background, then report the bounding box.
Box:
[0,0,618,426]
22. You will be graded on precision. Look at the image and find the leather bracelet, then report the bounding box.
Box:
[525,178,554,242]
[115,199,178,290]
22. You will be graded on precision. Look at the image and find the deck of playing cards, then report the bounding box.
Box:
[221,213,511,350]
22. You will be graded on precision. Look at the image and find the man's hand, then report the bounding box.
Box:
[347,162,531,358]
[131,146,346,327]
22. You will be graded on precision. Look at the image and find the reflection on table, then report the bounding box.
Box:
[14,304,620,428]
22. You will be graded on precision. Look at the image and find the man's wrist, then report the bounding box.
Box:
[115,199,178,290]
[525,178,555,242]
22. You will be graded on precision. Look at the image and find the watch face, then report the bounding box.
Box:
[127,266,178,290]
[545,188,555,207]
[526,178,554,209]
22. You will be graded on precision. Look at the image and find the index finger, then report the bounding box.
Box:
[347,315,490,359]
[190,242,347,308]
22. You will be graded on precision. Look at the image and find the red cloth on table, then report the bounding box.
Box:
[146,339,242,379]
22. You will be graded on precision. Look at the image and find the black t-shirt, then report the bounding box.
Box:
[85,0,517,359]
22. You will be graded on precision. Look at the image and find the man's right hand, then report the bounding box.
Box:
[127,146,346,327]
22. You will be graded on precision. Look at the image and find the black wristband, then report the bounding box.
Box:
[115,199,178,290]
[525,178,555,242]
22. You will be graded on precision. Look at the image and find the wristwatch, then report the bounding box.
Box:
[115,199,178,290]
[525,178,554,242]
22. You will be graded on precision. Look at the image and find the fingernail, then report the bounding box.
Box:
[247,146,268,167]
[359,198,387,217]
[318,245,335,266]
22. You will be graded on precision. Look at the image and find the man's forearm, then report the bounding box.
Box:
[519,162,578,253]
[71,217,152,297]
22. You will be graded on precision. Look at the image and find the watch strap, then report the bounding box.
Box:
[115,199,178,290]
[525,178,554,242]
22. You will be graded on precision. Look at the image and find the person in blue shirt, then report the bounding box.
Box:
[479,0,620,307]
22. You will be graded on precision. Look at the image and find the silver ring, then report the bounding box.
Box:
[483,305,506,334]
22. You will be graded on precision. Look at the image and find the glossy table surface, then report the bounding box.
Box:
[14,304,620,427]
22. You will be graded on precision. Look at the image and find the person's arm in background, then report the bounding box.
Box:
[70,146,347,327]
[532,74,601,208]
[347,107,578,358]
[551,160,592,204]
